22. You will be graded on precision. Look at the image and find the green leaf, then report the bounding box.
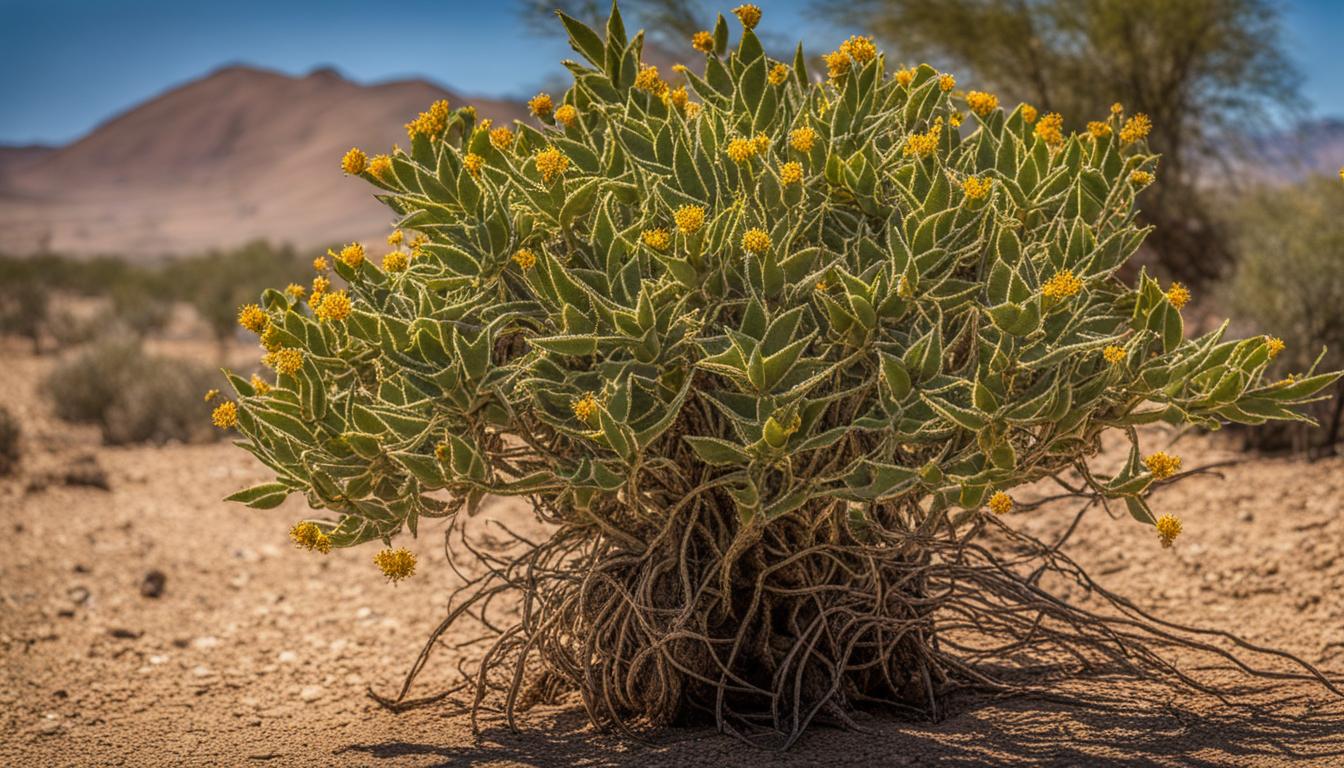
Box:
[685,436,750,466]
[224,482,292,510]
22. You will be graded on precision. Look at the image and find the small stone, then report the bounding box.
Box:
[107,627,143,640]
[140,570,167,598]
[277,650,297,664]
[38,719,63,736]
[299,685,324,703]
[191,665,213,678]
[192,636,220,650]
[148,654,169,665]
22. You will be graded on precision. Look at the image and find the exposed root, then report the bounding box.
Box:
[370,499,1343,749]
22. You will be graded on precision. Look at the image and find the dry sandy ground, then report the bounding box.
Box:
[4,341,1344,767]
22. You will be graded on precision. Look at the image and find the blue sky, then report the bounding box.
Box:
[1,0,1340,146]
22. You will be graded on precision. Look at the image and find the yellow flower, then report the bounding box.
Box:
[338,242,365,268]
[374,548,416,583]
[685,102,702,119]
[814,279,828,292]
[290,522,331,554]
[554,104,578,127]
[434,442,450,463]
[1111,102,1124,116]
[369,154,393,182]
[961,176,992,200]
[572,392,599,422]
[1103,345,1126,365]
[528,92,554,119]
[1165,282,1191,310]
[692,30,714,53]
[966,91,998,117]
[203,388,219,402]
[840,35,877,64]
[726,137,757,163]
[733,4,761,29]
[271,347,304,377]
[513,248,537,270]
[789,126,817,153]
[211,401,238,429]
[311,275,331,296]
[903,119,942,158]
[387,229,405,247]
[673,204,705,234]
[341,147,366,175]
[1120,113,1152,144]
[382,251,409,273]
[535,146,569,183]
[987,491,1013,515]
[1020,104,1038,124]
[938,73,955,92]
[741,228,771,255]
[1339,167,1344,182]
[822,50,851,80]
[1087,121,1112,139]
[1265,336,1286,359]
[237,304,268,334]
[260,324,282,352]
[405,99,450,140]
[665,86,689,110]
[768,62,790,85]
[949,112,963,128]
[779,161,803,185]
[463,152,485,177]
[750,133,770,154]
[489,126,514,150]
[1041,268,1084,300]
[249,373,271,395]
[1130,170,1155,186]
[635,64,667,96]
[315,291,351,322]
[641,228,670,250]
[284,283,305,299]
[1155,514,1182,548]
[895,67,915,87]
[1034,112,1065,146]
[1143,451,1182,480]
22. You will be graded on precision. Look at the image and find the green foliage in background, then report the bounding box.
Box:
[0,405,19,477]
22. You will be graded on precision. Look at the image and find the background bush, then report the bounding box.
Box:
[0,405,19,476]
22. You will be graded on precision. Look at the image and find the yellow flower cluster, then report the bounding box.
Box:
[961,176,992,200]
[966,91,998,117]
[789,126,817,153]
[1087,121,1112,139]
[1103,345,1126,365]
[768,63,790,85]
[674,204,705,234]
[572,392,599,422]
[528,92,553,119]
[271,347,304,377]
[987,491,1013,515]
[1143,451,1181,480]
[341,147,366,175]
[405,99,451,140]
[741,228,771,255]
[726,136,758,163]
[290,522,331,554]
[938,73,955,92]
[1120,113,1152,143]
[895,67,915,87]
[535,146,569,183]
[369,154,392,182]
[313,255,329,272]
[260,324,282,352]
[311,275,331,296]
[1020,104,1038,124]
[903,119,942,158]
[284,283,305,299]
[665,86,689,110]
[387,229,404,246]
[489,126,514,150]
[555,104,578,127]
[634,64,667,96]
[1155,514,1182,548]
[374,547,416,583]
[1130,170,1155,186]
[203,388,219,402]
[250,373,271,395]
[1041,268,1083,300]
[338,242,365,268]
[733,4,761,29]
[211,401,238,429]
[315,291,351,322]
[692,30,714,53]
[779,161,803,185]
[1034,112,1065,146]
[1165,282,1191,310]
[383,251,409,273]
[1265,336,1286,358]
[237,303,268,334]
[641,228,670,250]
[463,152,484,177]
[513,248,537,270]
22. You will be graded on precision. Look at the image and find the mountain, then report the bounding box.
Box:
[0,65,527,259]
[1244,118,1344,184]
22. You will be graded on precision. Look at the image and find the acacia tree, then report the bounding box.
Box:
[810,0,1300,286]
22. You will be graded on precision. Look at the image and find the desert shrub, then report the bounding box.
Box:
[217,5,1340,746]
[1223,176,1344,453]
[0,405,19,476]
[46,336,218,445]
[0,271,50,353]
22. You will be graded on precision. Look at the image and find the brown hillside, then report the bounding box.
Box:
[0,65,527,259]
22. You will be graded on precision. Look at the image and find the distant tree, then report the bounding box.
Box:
[813,0,1302,285]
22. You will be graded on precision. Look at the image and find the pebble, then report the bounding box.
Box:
[139,570,167,598]
[299,685,324,703]
[192,636,220,650]
[277,650,297,664]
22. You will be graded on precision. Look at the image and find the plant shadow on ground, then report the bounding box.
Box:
[336,678,1344,767]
